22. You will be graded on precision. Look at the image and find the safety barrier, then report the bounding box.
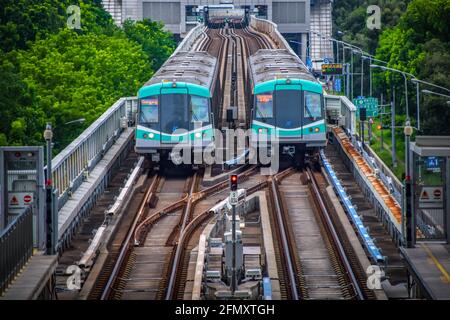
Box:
[332,129,403,245]
[361,143,403,205]
[321,150,384,263]
[249,16,291,53]
[0,206,33,295]
[172,22,204,55]
[50,97,134,209]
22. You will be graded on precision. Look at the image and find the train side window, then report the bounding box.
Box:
[255,93,273,119]
[140,97,159,123]
[190,95,210,123]
[304,91,322,120]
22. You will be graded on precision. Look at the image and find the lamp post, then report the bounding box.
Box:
[370,65,414,119]
[421,90,450,99]
[370,64,417,247]
[43,123,55,255]
[404,120,414,248]
[353,49,364,97]
[64,118,86,125]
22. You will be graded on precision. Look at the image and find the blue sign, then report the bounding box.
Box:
[323,57,332,64]
[426,156,440,172]
[306,57,313,70]
[334,78,341,92]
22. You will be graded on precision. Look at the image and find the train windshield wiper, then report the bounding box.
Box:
[304,105,314,118]
[256,108,268,122]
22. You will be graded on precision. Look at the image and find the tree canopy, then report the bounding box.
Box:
[0,0,175,150]
[333,0,450,135]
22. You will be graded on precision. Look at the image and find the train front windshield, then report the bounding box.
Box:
[160,94,189,134]
[140,93,210,134]
[255,90,323,128]
[274,90,301,128]
[303,91,323,125]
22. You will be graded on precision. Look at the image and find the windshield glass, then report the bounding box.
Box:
[139,97,159,124]
[160,94,189,134]
[304,91,322,122]
[255,94,274,120]
[190,95,210,123]
[275,90,301,128]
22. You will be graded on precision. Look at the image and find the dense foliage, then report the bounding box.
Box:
[0,0,175,150]
[333,0,450,135]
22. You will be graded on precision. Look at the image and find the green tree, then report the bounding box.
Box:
[123,19,176,70]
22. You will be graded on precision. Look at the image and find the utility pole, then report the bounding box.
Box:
[392,85,397,168]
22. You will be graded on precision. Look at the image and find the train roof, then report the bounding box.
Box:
[248,49,317,86]
[144,51,218,90]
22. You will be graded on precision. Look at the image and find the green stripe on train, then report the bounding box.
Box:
[251,122,326,137]
[138,82,211,99]
[136,127,214,142]
[254,79,323,95]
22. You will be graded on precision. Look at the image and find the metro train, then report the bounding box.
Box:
[248,49,327,166]
[135,51,220,167]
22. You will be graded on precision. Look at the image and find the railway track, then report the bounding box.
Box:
[92,166,263,300]
[54,152,139,299]
[268,167,371,300]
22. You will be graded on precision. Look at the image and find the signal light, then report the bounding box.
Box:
[230,174,238,191]
[377,125,382,130]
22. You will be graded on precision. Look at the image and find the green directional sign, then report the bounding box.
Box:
[353,97,379,117]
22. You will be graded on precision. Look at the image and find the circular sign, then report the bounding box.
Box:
[433,189,442,198]
[24,195,32,203]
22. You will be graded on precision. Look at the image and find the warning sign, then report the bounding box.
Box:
[419,187,443,209]
[8,192,34,209]
[10,195,19,206]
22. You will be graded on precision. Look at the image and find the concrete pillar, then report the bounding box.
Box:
[301,32,307,62]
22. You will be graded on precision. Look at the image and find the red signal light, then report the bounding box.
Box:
[230,174,238,191]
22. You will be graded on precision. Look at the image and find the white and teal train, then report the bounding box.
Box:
[135,51,220,167]
[248,49,327,166]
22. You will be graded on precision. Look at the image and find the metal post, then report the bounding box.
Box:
[44,123,55,255]
[361,55,364,97]
[231,203,236,294]
[416,82,420,131]
[369,57,373,97]
[346,64,350,98]
[380,114,383,150]
[351,51,354,100]
[404,120,414,247]
[403,73,409,119]
[392,85,397,168]
[361,120,365,147]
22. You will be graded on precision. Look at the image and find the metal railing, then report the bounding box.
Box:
[0,206,33,295]
[49,97,134,209]
[172,22,203,56]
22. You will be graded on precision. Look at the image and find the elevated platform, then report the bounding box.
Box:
[0,252,57,300]
[401,243,450,299]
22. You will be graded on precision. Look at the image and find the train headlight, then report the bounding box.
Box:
[149,133,155,139]
[195,132,202,138]
[143,134,148,139]
[314,127,320,133]
[258,128,267,134]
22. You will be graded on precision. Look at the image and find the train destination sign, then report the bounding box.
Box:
[321,63,344,75]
